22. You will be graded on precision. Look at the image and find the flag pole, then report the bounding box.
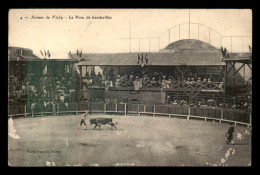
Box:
[129,17,131,53]
[189,9,190,39]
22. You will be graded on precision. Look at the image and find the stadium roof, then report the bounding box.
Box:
[163,39,218,50]
[8,56,78,62]
[20,58,79,62]
[78,39,225,66]
[8,47,78,62]
[8,47,40,61]
[222,52,252,64]
[78,52,224,66]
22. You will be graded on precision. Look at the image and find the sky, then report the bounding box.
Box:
[9,9,252,59]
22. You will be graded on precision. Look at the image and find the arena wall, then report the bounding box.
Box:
[104,90,165,104]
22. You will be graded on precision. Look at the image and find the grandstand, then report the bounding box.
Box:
[76,39,251,109]
[8,17,252,128]
[8,47,79,107]
[8,28,252,123]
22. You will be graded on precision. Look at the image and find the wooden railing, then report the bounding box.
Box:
[8,102,251,128]
[87,79,224,90]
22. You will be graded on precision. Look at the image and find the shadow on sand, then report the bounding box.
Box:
[82,128,123,131]
[231,142,249,145]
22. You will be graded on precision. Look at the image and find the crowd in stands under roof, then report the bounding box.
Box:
[84,69,225,90]
[164,92,251,112]
[8,71,79,107]
[8,65,251,112]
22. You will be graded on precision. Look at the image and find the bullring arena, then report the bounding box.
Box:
[8,107,251,167]
[8,9,252,167]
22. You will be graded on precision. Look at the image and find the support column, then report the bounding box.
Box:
[243,63,246,80]
[225,62,228,92]
[153,105,155,117]
[181,66,184,88]
[188,107,190,120]
[79,65,82,91]
[138,104,140,116]
[220,110,223,123]
[57,103,59,116]
[124,103,127,116]
[249,114,252,128]
[89,103,92,115]
[190,90,193,104]
[25,105,26,117]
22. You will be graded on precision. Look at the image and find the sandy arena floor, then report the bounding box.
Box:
[8,114,251,167]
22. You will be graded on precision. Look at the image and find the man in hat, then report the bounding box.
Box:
[185,78,190,87]
[97,72,102,85]
[162,75,167,88]
[142,77,147,87]
[202,78,207,87]
[51,101,57,116]
[167,78,172,88]
[151,77,157,87]
[207,78,212,88]
[129,72,134,81]
[219,82,224,89]
[196,77,202,88]
[172,100,178,106]
[115,75,121,87]
[190,78,195,87]
[31,102,36,117]
[133,76,142,91]
[78,110,88,130]
[225,124,235,144]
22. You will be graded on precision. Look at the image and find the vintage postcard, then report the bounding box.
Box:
[8,9,252,167]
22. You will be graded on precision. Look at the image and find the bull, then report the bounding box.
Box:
[90,118,117,130]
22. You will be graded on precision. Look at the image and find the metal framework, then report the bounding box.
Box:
[222,53,252,92]
[120,22,252,53]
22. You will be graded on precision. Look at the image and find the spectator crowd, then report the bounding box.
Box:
[165,96,251,111]
[84,70,225,90]
[8,71,79,110]
[8,67,251,113]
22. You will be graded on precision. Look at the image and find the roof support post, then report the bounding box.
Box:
[225,62,227,91]
[227,62,236,75]
[193,90,201,99]
[233,63,245,76]
[247,64,252,70]
[243,63,246,79]
[176,65,189,88]
[78,65,82,91]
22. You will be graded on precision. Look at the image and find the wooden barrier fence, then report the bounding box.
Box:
[8,103,251,128]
